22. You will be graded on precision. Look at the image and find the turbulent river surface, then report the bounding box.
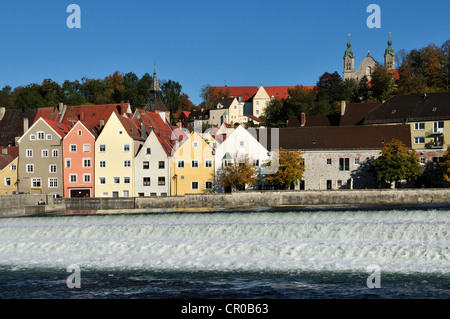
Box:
[0,206,449,299]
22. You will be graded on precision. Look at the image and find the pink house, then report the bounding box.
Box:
[63,121,96,198]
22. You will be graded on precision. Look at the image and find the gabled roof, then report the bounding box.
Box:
[340,102,381,126]
[264,86,316,100]
[256,125,412,151]
[211,97,236,110]
[0,108,39,146]
[244,114,264,123]
[188,109,210,121]
[364,92,450,124]
[211,86,259,102]
[287,114,340,127]
[63,121,96,141]
[0,146,18,170]
[116,114,145,142]
[43,118,71,139]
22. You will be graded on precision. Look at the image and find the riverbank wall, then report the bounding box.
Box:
[1,189,449,218]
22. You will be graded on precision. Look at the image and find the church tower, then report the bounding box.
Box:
[144,68,170,123]
[343,34,355,80]
[384,32,395,70]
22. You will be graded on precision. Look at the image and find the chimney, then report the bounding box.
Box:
[300,112,306,127]
[340,100,346,116]
[99,119,104,129]
[141,124,147,139]
[0,107,5,121]
[23,117,29,133]
[58,102,63,114]
[2,148,7,155]
[80,112,85,121]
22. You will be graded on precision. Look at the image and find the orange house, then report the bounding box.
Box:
[63,121,96,198]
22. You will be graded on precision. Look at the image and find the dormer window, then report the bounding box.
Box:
[391,110,396,114]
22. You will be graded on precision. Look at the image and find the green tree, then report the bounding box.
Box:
[261,98,286,128]
[356,75,371,102]
[215,154,258,192]
[161,79,183,123]
[439,146,450,183]
[0,86,14,108]
[370,139,422,188]
[371,65,395,102]
[263,148,305,189]
[62,80,87,105]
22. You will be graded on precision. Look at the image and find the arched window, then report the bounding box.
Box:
[366,66,372,76]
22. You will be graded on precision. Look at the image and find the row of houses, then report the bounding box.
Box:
[0,92,449,197]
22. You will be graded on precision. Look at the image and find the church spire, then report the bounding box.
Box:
[145,68,163,111]
[344,34,354,58]
[384,32,395,70]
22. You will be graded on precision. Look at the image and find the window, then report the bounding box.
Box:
[143,161,150,169]
[102,192,109,196]
[31,178,41,188]
[48,178,58,188]
[414,137,425,144]
[354,158,360,165]
[46,134,52,140]
[4,177,11,187]
[178,160,185,168]
[113,177,120,184]
[143,177,151,186]
[124,177,130,184]
[26,164,34,173]
[83,144,91,152]
[256,110,259,115]
[83,158,92,168]
[99,177,106,184]
[123,144,130,152]
[414,123,425,130]
[42,149,48,158]
[37,131,45,140]
[118,131,123,135]
[191,160,199,168]
[26,149,33,158]
[420,157,426,165]
[84,174,91,183]
[339,158,350,171]
[158,177,165,186]
[123,160,131,168]
[99,144,106,152]
[337,180,342,188]
[70,145,77,152]
[146,148,151,154]
[150,193,157,197]
[239,140,244,147]
[30,134,36,141]
[205,181,213,190]
[159,161,165,169]
[70,174,77,183]
[123,190,129,197]
[112,191,119,198]
[256,101,259,106]
[327,158,332,165]
[10,164,16,171]
[433,121,444,133]
[191,181,199,190]
[99,160,106,168]
[205,160,212,168]
[193,141,199,148]
[52,149,59,157]
[161,193,167,197]
[49,164,57,173]
[252,160,259,167]
[78,130,82,136]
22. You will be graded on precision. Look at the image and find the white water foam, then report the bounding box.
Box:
[0,210,449,273]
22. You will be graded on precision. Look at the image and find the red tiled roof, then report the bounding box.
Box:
[0,146,18,170]
[0,154,14,171]
[212,86,259,102]
[264,86,316,100]
[42,118,71,138]
[244,114,264,123]
[117,115,145,141]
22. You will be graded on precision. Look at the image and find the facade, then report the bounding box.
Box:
[17,118,70,196]
[170,132,214,195]
[0,147,18,195]
[209,97,243,126]
[134,130,173,197]
[94,112,144,198]
[63,121,96,198]
[214,125,270,192]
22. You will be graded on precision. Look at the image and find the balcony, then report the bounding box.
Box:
[430,128,444,135]
[425,140,445,149]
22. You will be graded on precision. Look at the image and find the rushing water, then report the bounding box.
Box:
[0,206,449,299]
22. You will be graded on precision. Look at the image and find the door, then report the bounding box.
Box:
[70,189,91,198]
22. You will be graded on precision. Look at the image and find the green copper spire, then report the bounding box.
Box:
[384,32,395,57]
[344,34,354,58]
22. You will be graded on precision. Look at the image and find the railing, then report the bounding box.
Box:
[425,140,445,149]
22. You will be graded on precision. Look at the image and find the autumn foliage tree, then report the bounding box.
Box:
[263,148,305,189]
[370,139,422,188]
[215,154,258,192]
[439,146,450,183]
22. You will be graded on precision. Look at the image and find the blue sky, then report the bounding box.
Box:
[0,0,449,105]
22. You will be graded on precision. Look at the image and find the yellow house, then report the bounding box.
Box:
[170,132,214,195]
[94,112,145,198]
[0,149,18,195]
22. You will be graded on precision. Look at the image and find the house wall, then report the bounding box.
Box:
[252,86,270,118]
[134,132,171,197]
[410,120,449,151]
[17,120,64,196]
[0,157,18,195]
[94,114,138,198]
[170,132,214,195]
[63,122,95,198]
[209,109,226,127]
[301,150,381,190]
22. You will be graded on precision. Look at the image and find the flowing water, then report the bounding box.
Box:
[0,206,449,299]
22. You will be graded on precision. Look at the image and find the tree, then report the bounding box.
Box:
[179,93,196,111]
[439,146,450,183]
[261,98,286,128]
[215,154,258,192]
[105,71,125,103]
[356,75,371,102]
[0,86,14,108]
[161,79,183,124]
[370,65,395,102]
[263,148,305,189]
[62,80,87,106]
[370,139,422,188]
